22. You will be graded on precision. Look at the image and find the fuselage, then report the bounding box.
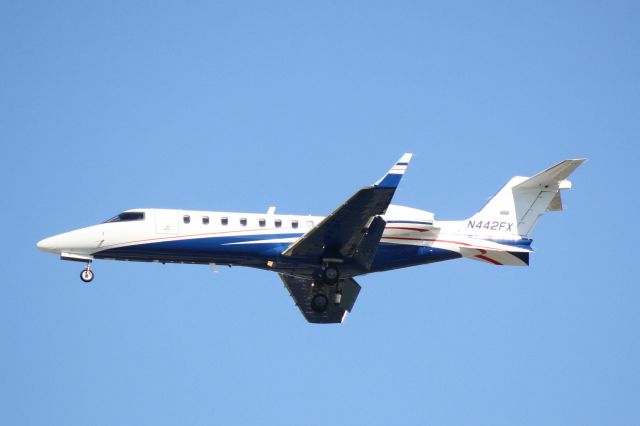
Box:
[37,204,533,278]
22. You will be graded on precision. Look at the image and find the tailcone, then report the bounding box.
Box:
[484,237,533,250]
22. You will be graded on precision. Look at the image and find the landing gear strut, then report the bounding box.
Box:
[334,280,343,305]
[80,263,94,283]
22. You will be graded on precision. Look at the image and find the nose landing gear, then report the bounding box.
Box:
[80,263,94,283]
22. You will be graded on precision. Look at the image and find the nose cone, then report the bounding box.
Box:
[36,226,102,255]
[36,235,61,253]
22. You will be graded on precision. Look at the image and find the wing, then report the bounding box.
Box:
[279,274,361,323]
[282,153,413,266]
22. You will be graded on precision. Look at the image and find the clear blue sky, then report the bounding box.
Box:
[2,1,639,425]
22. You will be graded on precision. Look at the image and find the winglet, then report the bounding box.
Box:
[374,153,413,188]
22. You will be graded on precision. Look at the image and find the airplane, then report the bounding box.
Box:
[37,154,584,323]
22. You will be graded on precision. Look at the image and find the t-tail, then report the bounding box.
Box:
[441,159,585,267]
[464,159,585,240]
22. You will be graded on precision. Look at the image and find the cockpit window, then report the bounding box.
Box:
[104,212,145,223]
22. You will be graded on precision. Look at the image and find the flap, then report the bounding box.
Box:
[351,216,386,269]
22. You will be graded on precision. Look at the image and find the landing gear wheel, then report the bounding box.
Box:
[80,268,94,283]
[310,293,329,313]
[321,266,339,284]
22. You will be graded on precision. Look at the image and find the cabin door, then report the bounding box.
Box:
[155,209,179,234]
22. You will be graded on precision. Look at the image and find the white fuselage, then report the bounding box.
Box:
[37,204,529,275]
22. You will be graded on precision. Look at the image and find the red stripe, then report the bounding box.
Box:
[382,236,474,246]
[381,236,513,252]
[385,226,429,232]
[476,255,502,265]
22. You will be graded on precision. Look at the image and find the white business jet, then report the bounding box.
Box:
[37,154,584,323]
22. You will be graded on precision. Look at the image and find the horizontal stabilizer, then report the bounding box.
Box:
[548,192,563,212]
[513,159,585,191]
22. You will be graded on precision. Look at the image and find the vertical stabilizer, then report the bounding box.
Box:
[465,159,584,238]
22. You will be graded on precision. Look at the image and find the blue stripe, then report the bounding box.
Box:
[483,238,533,249]
[95,233,304,260]
[376,173,402,188]
[509,251,530,265]
[370,243,461,271]
[93,233,461,272]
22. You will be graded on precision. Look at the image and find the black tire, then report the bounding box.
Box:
[80,269,94,283]
[310,293,329,313]
[322,266,339,284]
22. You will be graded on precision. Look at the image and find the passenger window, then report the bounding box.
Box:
[259,218,266,227]
[202,216,209,225]
[306,221,314,228]
[240,218,247,226]
[275,219,282,228]
[292,220,299,229]
[183,215,191,224]
[221,217,228,226]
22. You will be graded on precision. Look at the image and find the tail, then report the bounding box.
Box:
[465,159,585,239]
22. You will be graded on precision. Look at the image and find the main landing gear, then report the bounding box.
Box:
[80,263,94,283]
[321,265,339,284]
[309,265,342,313]
[310,293,329,313]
